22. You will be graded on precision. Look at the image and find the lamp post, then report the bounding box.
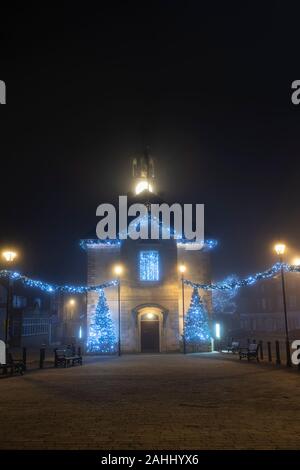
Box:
[68,298,76,321]
[114,265,123,356]
[179,264,186,354]
[1,250,18,346]
[274,243,291,367]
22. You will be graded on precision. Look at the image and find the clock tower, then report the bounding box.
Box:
[132,148,155,195]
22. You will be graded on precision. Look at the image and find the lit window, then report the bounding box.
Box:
[215,323,221,339]
[139,251,159,281]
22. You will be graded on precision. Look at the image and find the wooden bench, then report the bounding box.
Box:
[0,353,25,376]
[54,348,82,368]
[227,341,240,354]
[0,363,14,375]
[239,343,260,362]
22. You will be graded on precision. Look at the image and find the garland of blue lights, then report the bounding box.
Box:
[80,238,217,251]
[80,239,121,249]
[80,214,217,251]
[0,263,299,294]
[184,263,300,291]
[0,270,118,293]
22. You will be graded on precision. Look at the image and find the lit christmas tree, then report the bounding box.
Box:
[184,288,211,350]
[87,289,117,353]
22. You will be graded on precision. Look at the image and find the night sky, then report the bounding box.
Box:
[1,2,300,284]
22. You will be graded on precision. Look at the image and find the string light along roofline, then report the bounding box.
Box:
[80,212,217,251]
[79,238,217,251]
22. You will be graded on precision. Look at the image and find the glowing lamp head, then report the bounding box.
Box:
[292,257,300,266]
[146,313,155,320]
[114,265,123,276]
[2,250,17,263]
[69,298,76,306]
[135,181,153,195]
[179,264,186,274]
[274,243,286,256]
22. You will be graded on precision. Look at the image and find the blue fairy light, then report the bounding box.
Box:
[139,251,159,281]
[86,289,117,353]
[184,288,211,343]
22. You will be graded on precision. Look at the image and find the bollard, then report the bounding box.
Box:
[286,340,292,367]
[275,340,281,365]
[259,340,263,361]
[267,341,272,362]
[54,348,58,368]
[22,347,27,371]
[39,348,45,369]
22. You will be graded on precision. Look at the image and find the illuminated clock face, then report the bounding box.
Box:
[135,181,153,195]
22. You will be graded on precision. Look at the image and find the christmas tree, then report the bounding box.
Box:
[87,289,117,353]
[184,288,211,349]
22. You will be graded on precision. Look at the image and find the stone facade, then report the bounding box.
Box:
[85,152,211,353]
[86,238,211,353]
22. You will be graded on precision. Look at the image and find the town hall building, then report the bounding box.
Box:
[81,153,212,353]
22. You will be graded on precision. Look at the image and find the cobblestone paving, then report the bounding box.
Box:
[0,353,300,449]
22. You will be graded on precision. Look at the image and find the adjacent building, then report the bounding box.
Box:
[236,271,300,340]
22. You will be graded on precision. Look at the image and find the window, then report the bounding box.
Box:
[139,251,159,281]
[22,318,49,336]
[12,295,27,308]
[34,298,42,309]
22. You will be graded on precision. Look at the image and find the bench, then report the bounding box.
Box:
[239,343,260,362]
[227,341,240,354]
[54,348,82,368]
[0,353,25,376]
[0,363,14,375]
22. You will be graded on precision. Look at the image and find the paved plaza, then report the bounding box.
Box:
[0,353,300,449]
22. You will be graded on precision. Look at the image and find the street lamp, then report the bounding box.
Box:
[114,264,123,356]
[1,249,18,345]
[179,263,186,354]
[274,243,286,256]
[2,250,17,263]
[274,243,291,367]
[67,298,77,340]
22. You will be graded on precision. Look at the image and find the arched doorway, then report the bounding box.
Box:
[140,312,160,353]
[132,305,168,353]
